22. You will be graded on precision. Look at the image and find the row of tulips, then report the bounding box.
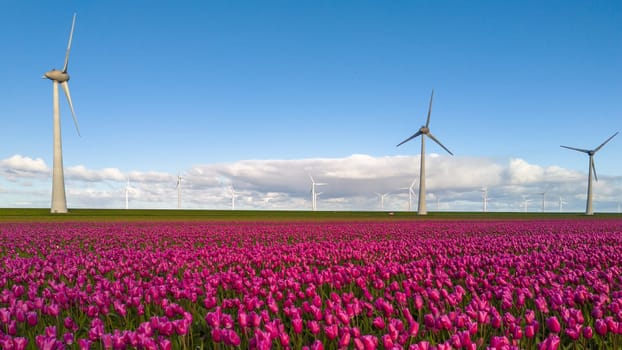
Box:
[1,219,622,349]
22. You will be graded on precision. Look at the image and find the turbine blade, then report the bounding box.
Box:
[594,131,619,152]
[309,174,315,183]
[427,132,453,155]
[591,157,598,182]
[426,90,434,128]
[63,13,77,73]
[60,81,80,136]
[560,145,590,153]
[396,131,422,147]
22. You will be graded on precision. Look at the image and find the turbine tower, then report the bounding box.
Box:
[309,175,326,211]
[537,192,546,213]
[522,197,531,213]
[229,185,236,210]
[480,187,488,212]
[176,174,182,209]
[561,131,618,215]
[315,191,323,209]
[375,192,390,210]
[397,90,453,215]
[558,196,567,212]
[44,13,80,214]
[125,177,131,210]
[399,178,417,211]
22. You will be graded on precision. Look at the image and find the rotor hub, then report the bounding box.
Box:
[420,126,430,134]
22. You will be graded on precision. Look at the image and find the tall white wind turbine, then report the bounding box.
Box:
[561,132,618,215]
[229,185,236,210]
[522,196,531,213]
[558,196,567,212]
[44,13,80,213]
[399,178,417,211]
[397,90,453,215]
[125,177,131,210]
[176,174,182,209]
[480,187,488,212]
[309,175,326,211]
[375,192,390,210]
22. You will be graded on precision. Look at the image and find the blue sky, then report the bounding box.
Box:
[1,1,621,211]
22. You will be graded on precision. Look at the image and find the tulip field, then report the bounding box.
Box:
[1,218,622,349]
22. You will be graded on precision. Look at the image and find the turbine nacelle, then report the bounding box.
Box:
[43,69,70,82]
[420,126,429,134]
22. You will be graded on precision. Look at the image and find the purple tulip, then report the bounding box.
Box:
[595,318,608,336]
[11,337,27,350]
[308,320,320,334]
[372,316,385,329]
[159,338,172,350]
[26,311,37,327]
[292,317,303,334]
[546,316,561,333]
[63,332,74,345]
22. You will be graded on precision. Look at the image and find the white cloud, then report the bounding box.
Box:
[67,165,126,182]
[0,155,49,180]
[1,153,621,212]
[507,158,544,184]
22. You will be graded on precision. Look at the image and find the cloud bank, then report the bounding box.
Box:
[1,154,620,212]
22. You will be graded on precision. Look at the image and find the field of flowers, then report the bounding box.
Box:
[1,219,622,349]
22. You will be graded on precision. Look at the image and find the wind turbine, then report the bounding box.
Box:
[309,175,326,211]
[522,197,531,213]
[397,90,453,215]
[432,193,440,210]
[176,174,182,209]
[44,13,80,214]
[399,178,417,211]
[480,187,489,212]
[561,132,618,215]
[558,196,567,212]
[229,185,236,210]
[375,192,390,210]
[315,191,323,209]
[125,177,132,210]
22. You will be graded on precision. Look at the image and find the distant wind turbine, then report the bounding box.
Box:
[375,192,390,210]
[125,177,132,210]
[522,196,531,213]
[397,90,453,215]
[315,191,323,208]
[309,175,326,211]
[399,178,417,211]
[558,196,567,212]
[431,193,440,210]
[44,13,80,214]
[176,174,182,209]
[480,187,489,212]
[229,185,236,210]
[561,132,618,215]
